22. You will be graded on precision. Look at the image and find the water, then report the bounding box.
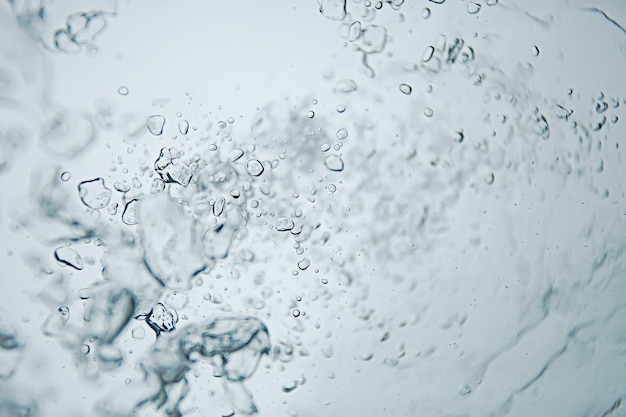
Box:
[1,1,625,417]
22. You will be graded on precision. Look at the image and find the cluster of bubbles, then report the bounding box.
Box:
[1,0,625,417]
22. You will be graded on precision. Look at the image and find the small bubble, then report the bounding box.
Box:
[486,0,497,5]
[336,104,346,113]
[328,184,337,193]
[321,344,334,358]
[117,86,129,96]
[78,178,112,209]
[422,7,431,18]
[320,143,331,152]
[296,296,302,302]
[467,2,481,14]
[335,79,357,93]
[321,278,329,284]
[307,111,315,118]
[399,84,413,95]
[453,130,465,143]
[230,189,240,198]
[276,217,295,231]
[246,159,264,176]
[213,197,225,216]
[532,45,540,56]
[228,148,244,162]
[324,154,345,172]
[292,309,301,318]
[124,378,131,385]
[567,88,574,95]
[146,115,166,136]
[81,344,90,354]
[423,46,435,62]
[121,199,139,225]
[336,128,348,140]
[55,246,83,270]
[485,173,495,184]
[312,99,318,105]
[297,258,311,270]
[424,107,434,117]
[60,171,71,182]
[227,117,235,124]
[218,121,227,129]
[107,203,118,216]
[178,120,190,135]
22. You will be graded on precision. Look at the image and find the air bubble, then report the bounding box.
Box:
[486,0,497,4]
[424,108,434,117]
[328,184,337,193]
[533,45,540,57]
[146,115,166,136]
[319,0,347,21]
[321,144,331,152]
[336,128,348,140]
[228,149,244,162]
[121,199,139,225]
[54,246,83,270]
[78,178,112,210]
[399,84,412,95]
[213,197,226,216]
[246,159,264,177]
[422,7,431,18]
[422,46,435,62]
[336,104,346,113]
[467,2,481,14]
[297,258,311,270]
[60,171,71,182]
[324,154,344,172]
[335,79,357,93]
[178,120,189,135]
[117,86,129,96]
[276,217,295,232]
[307,111,315,118]
[292,309,301,318]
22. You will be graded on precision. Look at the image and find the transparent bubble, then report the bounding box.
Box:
[467,2,481,14]
[336,128,348,140]
[117,86,129,96]
[276,217,295,232]
[146,115,166,136]
[324,154,344,171]
[399,83,412,95]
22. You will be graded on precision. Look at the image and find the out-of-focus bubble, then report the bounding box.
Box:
[40,109,95,158]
